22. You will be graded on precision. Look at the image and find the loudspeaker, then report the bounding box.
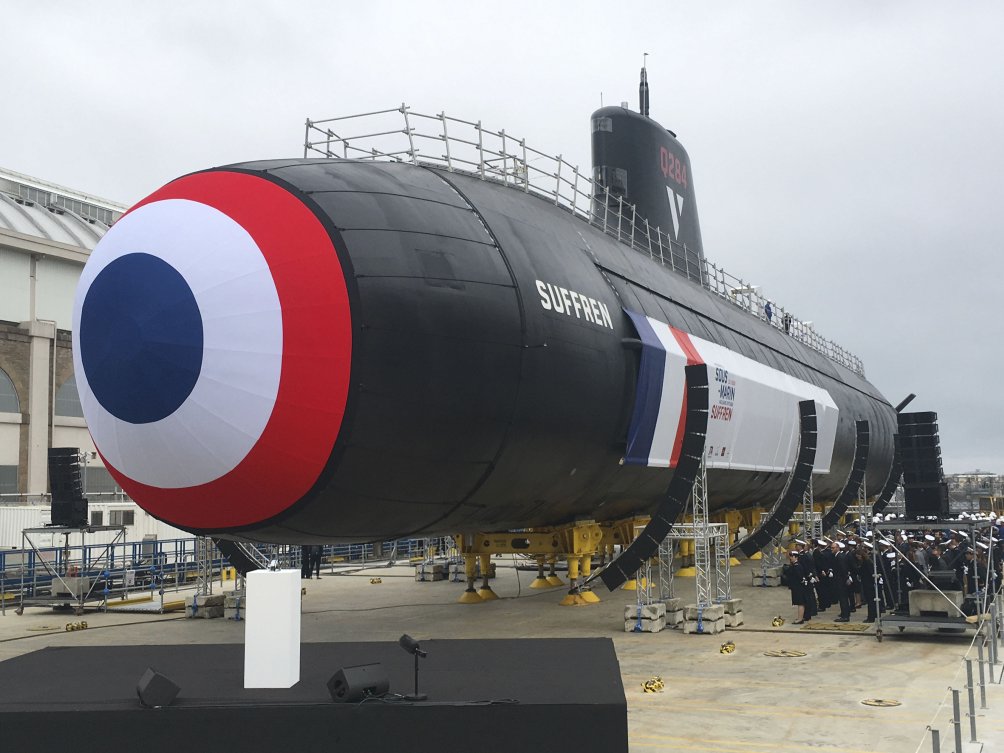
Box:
[327,663,390,703]
[904,482,949,516]
[137,667,180,708]
[600,364,709,590]
[48,447,84,501]
[898,411,938,425]
[898,435,939,450]
[51,498,89,528]
[48,447,89,527]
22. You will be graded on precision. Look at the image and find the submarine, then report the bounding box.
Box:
[72,69,898,546]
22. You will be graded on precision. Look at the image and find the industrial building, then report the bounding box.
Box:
[0,166,125,501]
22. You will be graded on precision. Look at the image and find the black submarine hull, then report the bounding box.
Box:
[76,159,896,543]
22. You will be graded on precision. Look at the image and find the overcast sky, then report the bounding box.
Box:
[4,2,1001,473]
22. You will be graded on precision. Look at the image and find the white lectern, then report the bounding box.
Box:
[244,569,301,688]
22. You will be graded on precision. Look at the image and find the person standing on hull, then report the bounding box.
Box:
[830,541,852,622]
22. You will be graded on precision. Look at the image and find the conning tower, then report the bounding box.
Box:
[591,64,705,283]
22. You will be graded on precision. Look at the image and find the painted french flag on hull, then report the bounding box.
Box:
[624,310,702,467]
[623,310,839,474]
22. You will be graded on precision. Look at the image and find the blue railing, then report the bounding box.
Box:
[0,535,455,602]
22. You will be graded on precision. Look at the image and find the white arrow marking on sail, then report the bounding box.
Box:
[666,187,684,239]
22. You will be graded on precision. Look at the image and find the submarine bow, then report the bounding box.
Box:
[73,108,897,544]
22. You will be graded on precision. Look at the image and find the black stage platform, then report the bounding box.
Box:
[0,638,627,753]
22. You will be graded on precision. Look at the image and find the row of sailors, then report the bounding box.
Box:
[781,528,1001,624]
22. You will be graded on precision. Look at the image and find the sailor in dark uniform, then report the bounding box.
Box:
[927,545,949,571]
[301,545,312,579]
[310,544,323,578]
[855,544,878,622]
[783,550,809,624]
[813,539,832,611]
[830,541,852,622]
[798,546,819,620]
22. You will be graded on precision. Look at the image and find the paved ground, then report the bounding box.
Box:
[1,558,1001,752]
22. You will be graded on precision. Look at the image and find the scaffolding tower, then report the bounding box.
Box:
[195,537,214,597]
[692,455,713,608]
[846,474,870,534]
[649,457,732,607]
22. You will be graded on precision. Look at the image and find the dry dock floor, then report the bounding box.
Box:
[2,559,1001,752]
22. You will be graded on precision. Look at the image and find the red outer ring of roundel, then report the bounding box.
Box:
[98,170,351,531]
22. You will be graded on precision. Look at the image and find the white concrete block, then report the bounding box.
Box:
[909,589,963,617]
[724,611,744,627]
[663,597,683,612]
[722,598,743,615]
[53,577,92,598]
[666,610,684,626]
[682,617,726,635]
[624,615,666,633]
[414,564,447,581]
[185,593,225,618]
[244,569,301,689]
[684,604,725,621]
[624,602,666,621]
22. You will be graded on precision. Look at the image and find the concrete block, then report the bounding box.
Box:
[684,603,725,621]
[185,594,226,617]
[909,589,963,617]
[752,572,781,587]
[682,617,726,635]
[185,594,224,607]
[722,598,743,615]
[665,610,684,626]
[414,565,447,582]
[624,602,666,621]
[663,597,683,612]
[53,577,93,598]
[765,566,783,578]
[624,615,666,633]
[224,593,246,620]
[725,611,744,627]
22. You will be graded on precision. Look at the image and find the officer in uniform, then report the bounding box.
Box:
[830,541,852,622]
[856,543,878,622]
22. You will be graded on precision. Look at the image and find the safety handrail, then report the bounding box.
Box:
[304,105,865,377]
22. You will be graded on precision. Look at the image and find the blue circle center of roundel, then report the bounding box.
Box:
[80,253,203,424]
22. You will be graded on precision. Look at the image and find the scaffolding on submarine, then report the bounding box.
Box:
[303,105,865,378]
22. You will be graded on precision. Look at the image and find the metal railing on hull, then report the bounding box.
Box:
[304,105,865,377]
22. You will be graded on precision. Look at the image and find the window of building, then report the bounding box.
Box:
[0,465,16,495]
[55,375,84,418]
[109,509,135,527]
[90,510,104,526]
[0,368,18,413]
[84,466,119,495]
